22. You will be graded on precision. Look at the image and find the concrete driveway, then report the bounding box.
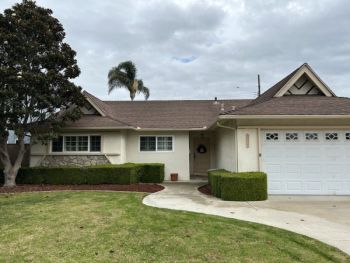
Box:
[143,182,350,255]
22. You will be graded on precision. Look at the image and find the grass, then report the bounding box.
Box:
[0,191,349,263]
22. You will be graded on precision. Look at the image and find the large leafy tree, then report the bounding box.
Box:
[0,0,85,187]
[108,61,150,100]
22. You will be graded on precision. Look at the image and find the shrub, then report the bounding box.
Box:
[85,164,141,185]
[208,170,267,201]
[138,163,165,183]
[0,163,165,186]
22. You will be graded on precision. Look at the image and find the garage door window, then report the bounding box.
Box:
[345,133,350,140]
[286,132,298,141]
[305,132,318,141]
[266,133,279,141]
[325,132,338,141]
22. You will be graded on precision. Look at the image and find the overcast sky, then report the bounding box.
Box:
[1,0,350,100]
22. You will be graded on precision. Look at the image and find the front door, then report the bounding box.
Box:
[193,137,210,175]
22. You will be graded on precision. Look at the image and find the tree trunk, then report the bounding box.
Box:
[3,168,17,188]
[1,133,26,188]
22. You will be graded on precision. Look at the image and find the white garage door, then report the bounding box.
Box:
[262,130,350,195]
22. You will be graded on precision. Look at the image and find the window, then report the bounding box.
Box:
[52,135,101,153]
[286,132,298,141]
[65,136,78,151]
[305,132,318,141]
[157,136,173,151]
[90,136,101,152]
[265,133,279,141]
[140,136,173,152]
[325,132,338,141]
[52,136,63,152]
[140,136,156,151]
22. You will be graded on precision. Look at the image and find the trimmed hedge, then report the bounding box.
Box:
[138,163,165,183]
[0,163,164,185]
[208,170,267,201]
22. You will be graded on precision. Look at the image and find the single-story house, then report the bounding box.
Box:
[31,63,350,195]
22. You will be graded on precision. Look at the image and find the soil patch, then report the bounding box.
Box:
[198,184,212,196]
[0,184,164,194]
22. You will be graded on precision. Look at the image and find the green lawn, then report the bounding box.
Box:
[0,192,348,263]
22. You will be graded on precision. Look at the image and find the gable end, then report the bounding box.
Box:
[274,64,336,98]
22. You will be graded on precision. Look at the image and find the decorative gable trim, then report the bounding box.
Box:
[274,64,336,98]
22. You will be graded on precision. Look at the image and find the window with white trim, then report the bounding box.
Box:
[52,136,63,152]
[90,136,102,152]
[51,135,101,152]
[140,136,173,152]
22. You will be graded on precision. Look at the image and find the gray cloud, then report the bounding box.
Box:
[1,0,350,100]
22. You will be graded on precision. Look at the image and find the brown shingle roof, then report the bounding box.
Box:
[82,91,251,129]
[222,96,350,116]
[65,115,132,129]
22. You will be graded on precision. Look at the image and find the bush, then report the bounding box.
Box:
[138,163,165,183]
[0,163,165,185]
[208,170,267,201]
[85,164,141,185]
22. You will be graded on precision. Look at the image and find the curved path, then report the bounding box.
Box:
[143,182,350,255]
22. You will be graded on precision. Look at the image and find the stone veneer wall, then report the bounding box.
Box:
[40,155,110,167]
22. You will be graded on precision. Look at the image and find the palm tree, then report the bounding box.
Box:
[108,61,150,100]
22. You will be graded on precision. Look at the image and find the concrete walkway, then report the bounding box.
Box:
[143,182,350,255]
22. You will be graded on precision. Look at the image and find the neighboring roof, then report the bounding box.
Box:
[223,63,350,117]
[81,91,251,129]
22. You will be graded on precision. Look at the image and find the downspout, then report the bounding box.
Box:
[216,121,238,172]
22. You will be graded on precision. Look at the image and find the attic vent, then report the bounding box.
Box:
[284,73,323,96]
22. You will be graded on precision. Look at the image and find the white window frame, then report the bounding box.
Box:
[139,135,175,153]
[50,134,102,154]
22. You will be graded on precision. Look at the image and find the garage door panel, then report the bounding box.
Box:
[265,163,281,174]
[284,147,300,159]
[262,130,350,195]
[325,147,344,161]
[286,181,302,191]
[305,147,323,159]
[305,181,322,191]
[269,181,282,191]
[327,181,342,191]
[326,164,345,174]
[301,164,321,175]
[285,164,301,174]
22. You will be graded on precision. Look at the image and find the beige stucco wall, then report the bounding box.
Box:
[30,139,49,167]
[236,128,260,172]
[125,130,190,181]
[215,128,236,172]
[102,131,123,164]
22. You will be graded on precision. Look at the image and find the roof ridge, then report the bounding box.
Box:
[102,99,252,103]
